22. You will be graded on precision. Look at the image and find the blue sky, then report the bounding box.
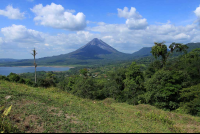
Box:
[0,0,200,59]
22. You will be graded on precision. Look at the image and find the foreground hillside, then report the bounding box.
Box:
[0,80,200,133]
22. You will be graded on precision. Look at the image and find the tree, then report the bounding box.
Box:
[123,62,145,105]
[79,68,88,78]
[144,69,191,110]
[31,48,37,83]
[151,42,188,66]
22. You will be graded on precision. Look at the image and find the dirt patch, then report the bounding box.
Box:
[173,124,200,133]
[11,114,45,133]
[24,115,45,133]
[65,113,80,124]
[15,99,37,108]
[47,106,63,117]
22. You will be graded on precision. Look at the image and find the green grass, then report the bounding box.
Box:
[0,80,200,133]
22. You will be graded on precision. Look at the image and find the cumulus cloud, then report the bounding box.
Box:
[0,37,3,44]
[66,9,76,13]
[87,22,199,53]
[0,24,99,58]
[126,18,148,30]
[194,5,200,19]
[0,5,25,19]
[97,22,106,26]
[1,24,45,43]
[174,33,190,40]
[31,3,87,31]
[117,7,142,19]
[117,7,148,30]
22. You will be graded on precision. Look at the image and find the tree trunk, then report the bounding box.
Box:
[32,48,37,84]
[34,54,36,84]
[35,66,36,83]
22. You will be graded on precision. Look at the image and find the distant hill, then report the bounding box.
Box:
[0,41,200,66]
[0,58,19,63]
[170,43,200,57]
[131,47,152,58]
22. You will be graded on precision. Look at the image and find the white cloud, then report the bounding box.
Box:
[0,5,25,19]
[102,36,113,39]
[126,18,148,30]
[117,7,148,30]
[0,37,3,44]
[31,3,87,31]
[117,7,142,19]
[194,5,200,19]
[66,9,76,13]
[97,22,106,26]
[1,24,45,43]
[87,22,199,53]
[44,43,49,46]
[174,33,190,40]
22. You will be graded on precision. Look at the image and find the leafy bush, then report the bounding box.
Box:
[25,79,33,86]
[71,77,105,100]
[143,69,191,110]
[7,73,20,82]
[38,78,56,88]
[18,78,26,84]
[145,60,162,78]
[123,62,145,105]
[178,83,200,116]
[0,75,9,81]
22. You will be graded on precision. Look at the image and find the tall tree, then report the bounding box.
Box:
[151,42,188,66]
[31,48,37,83]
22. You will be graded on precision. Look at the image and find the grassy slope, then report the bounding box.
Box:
[0,80,200,133]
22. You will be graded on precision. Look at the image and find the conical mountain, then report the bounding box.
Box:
[69,38,120,59]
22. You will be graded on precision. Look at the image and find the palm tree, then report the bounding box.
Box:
[151,42,188,67]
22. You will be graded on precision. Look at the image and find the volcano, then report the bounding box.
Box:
[68,38,120,59]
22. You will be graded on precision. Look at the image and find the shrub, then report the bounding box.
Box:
[178,83,200,116]
[25,79,33,86]
[144,69,191,110]
[18,78,26,84]
[0,75,9,81]
[38,78,56,88]
[7,73,20,82]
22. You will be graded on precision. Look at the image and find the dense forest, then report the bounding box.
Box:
[1,42,200,117]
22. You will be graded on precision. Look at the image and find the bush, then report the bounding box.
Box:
[18,78,26,84]
[32,83,38,87]
[0,75,9,81]
[123,62,145,105]
[178,83,200,116]
[38,78,56,88]
[144,69,191,110]
[25,79,33,86]
[7,73,20,82]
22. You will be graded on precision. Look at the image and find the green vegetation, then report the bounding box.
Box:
[0,42,200,132]
[0,80,200,133]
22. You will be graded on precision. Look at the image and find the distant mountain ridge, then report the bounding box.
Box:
[0,40,200,66]
[0,58,19,63]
